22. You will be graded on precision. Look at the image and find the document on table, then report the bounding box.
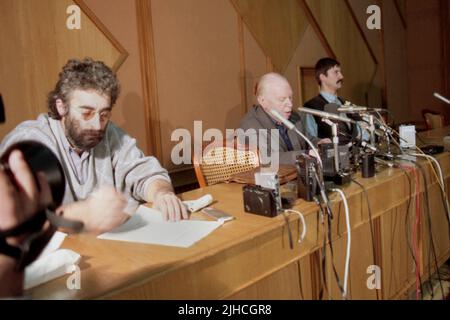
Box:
[98,205,224,248]
[24,231,81,290]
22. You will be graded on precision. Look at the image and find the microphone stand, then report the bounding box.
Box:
[269,109,333,218]
[322,119,340,173]
[321,119,351,185]
[384,131,394,159]
[367,114,376,145]
[372,116,396,159]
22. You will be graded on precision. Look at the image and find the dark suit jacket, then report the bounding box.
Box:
[304,94,357,145]
[239,105,317,165]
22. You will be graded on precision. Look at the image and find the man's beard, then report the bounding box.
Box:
[64,116,106,151]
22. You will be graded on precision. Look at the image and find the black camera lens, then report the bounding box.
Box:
[0,141,66,209]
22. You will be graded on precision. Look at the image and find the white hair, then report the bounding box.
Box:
[255,72,290,98]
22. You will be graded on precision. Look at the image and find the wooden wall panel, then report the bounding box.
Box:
[406,0,447,124]
[83,0,150,154]
[421,183,450,272]
[445,0,450,110]
[231,0,309,73]
[325,233,351,300]
[299,68,318,107]
[0,0,126,140]
[135,0,161,158]
[284,25,328,107]
[382,0,410,122]
[379,204,412,299]
[394,0,407,28]
[348,222,380,299]
[447,0,450,102]
[151,0,242,169]
[227,258,312,299]
[346,0,384,108]
[347,0,383,61]
[304,0,377,105]
[298,253,315,300]
[242,21,267,110]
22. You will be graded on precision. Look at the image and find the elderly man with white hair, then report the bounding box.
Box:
[239,72,326,165]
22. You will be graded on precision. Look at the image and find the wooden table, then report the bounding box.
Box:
[28,128,450,300]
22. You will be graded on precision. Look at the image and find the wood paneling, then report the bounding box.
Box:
[82,0,149,154]
[443,0,450,104]
[297,0,335,59]
[344,0,378,64]
[151,0,242,169]
[348,222,380,299]
[380,204,412,299]
[0,0,126,139]
[299,67,318,106]
[237,16,248,114]
[324,234,351,300]
[227,257,312,299]
[378,148,450,299]
[394,0,407,28]
[347,0,384,107]
[421,180,450,272]
[381,0,409,122]
[74,0,128,70]
[304,0,378,105]
[284,25,328,108]
[136,0,161,158]
[406,0,448,123]
[231,0,309,73]
[242,22,266,109]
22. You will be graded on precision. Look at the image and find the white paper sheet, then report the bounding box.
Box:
[38,231,67,258]
[24,249,81,290]
[24,231,82,290]
[98,205,224,248]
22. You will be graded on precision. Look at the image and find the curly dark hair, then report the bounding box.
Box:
[47,58,120,119]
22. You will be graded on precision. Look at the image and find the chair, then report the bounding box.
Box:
[422,109,444,130]
[193,137,260,187]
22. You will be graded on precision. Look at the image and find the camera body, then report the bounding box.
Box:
[242,184,278,217]
[254,170,281,212]
[296,154,318,202]
[319,143,350,177]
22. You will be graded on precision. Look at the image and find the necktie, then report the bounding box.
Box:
[275,124,294,151]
